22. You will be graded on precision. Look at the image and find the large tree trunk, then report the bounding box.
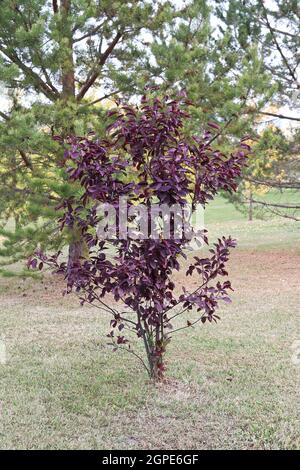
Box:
[59,0,84,270]
[61,0,75,100]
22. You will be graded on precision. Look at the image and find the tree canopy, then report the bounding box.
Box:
[0,0,299,273]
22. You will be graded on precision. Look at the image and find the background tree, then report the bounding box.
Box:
[0,0,174,273]
[229,125,294,220]
[1,0,298,276]
[215,0,300,219]
[140,0,274,138]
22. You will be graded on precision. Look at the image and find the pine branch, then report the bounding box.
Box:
[258,111,300,122]
[81,90,121,107]
[76,31,123,101]
[6,5,59,97]
[18,149,34,171]
[259,20,298,39]
[0,111,33,170]
[0,46,59,102]
[250,199,300,210]
[73,22,105,43]
[0,111,9,121]
[242,197,300,221]
[259,0,300,89]
[245,176,300,189]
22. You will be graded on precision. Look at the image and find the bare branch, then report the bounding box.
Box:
[243,197,300,221]
[259,0,300,88]
[250,198,300,210]
[76,31,123,101]
[111,344,150,376]
[168,317,203,336]
[73,22,105,43]
[258,111,300,122]
[258,18,298,39]
[245,176,300,189]
[0,111,9,121]
[81,90,121,108]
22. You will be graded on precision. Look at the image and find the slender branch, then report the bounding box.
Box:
[83,299,117,316]
[259,0,300,88]
[13,4,59,95]
[137,310,152,372]
[73,22,105,43]
[81,90,121,108]
[111,344,150,377]
[262,207,300,222]
[244,176,300,189]
[168,317,202,336]
[258,19,298,39]
[0,111,34,170]
[206,116,234,146]
[163,274,217,322]
[163,254,231,326]
[247,198,300,210]
[76,31,123,101]
[257,111,300,122]
[0,46,59,102]
[242,197,300,221]
[18,149,34,171]
[36,52,60,96]
[79,289,138,327]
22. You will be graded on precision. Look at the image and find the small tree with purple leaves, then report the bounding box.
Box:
[29,93,249,381]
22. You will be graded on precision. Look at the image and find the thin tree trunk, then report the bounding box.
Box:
[59,0,84,270]
[67,239,82,273]
[249,190,253,221]
[147,324,165,381]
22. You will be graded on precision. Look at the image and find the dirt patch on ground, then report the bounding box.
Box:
[1,249,300,309]
[172,248,300,300]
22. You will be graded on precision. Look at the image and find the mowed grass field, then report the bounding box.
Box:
[0,196,300,449]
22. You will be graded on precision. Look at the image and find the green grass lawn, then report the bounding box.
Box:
[0,199,300,449]
[205,190,300,224]
[205,194,300,251]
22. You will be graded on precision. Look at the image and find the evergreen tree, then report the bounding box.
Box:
[229,125,291,220]
[214,0,300,219]
[1,0,297,272]
[0,0,175,272]
[141,0,274,138]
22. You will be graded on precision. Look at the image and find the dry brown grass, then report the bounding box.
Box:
[0,241,300,449]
